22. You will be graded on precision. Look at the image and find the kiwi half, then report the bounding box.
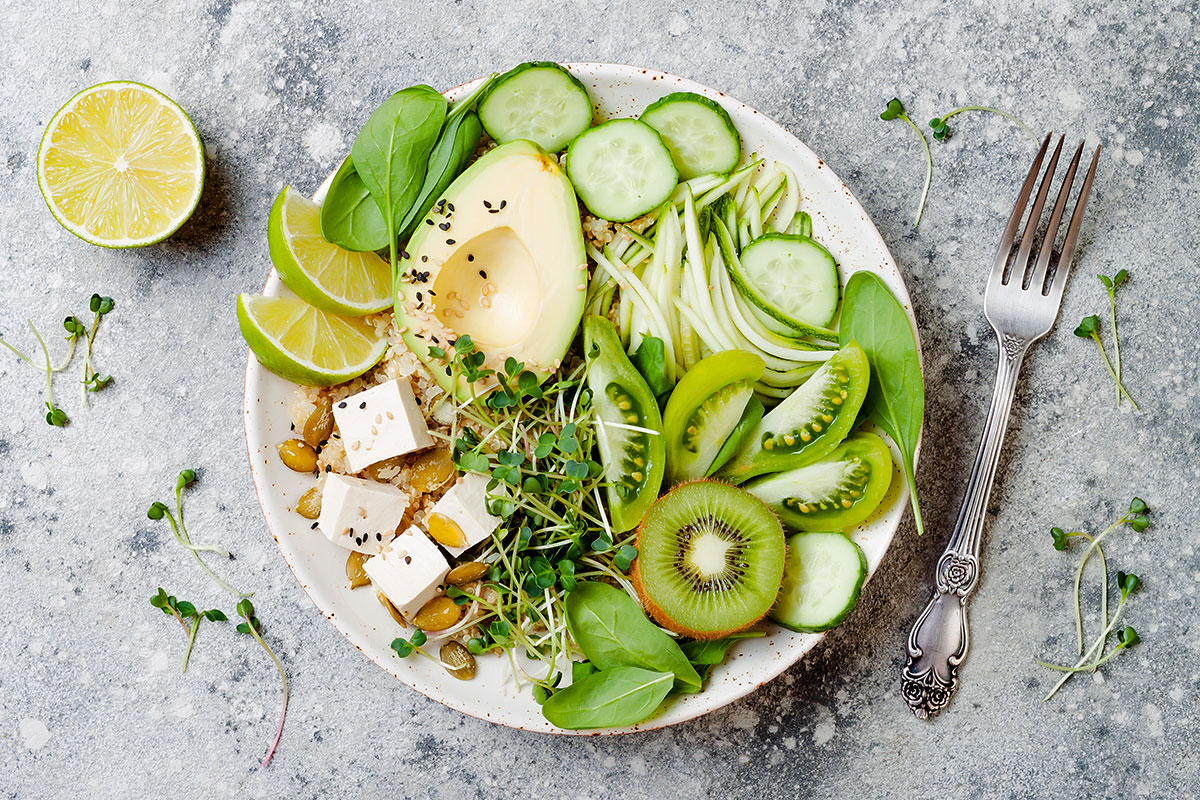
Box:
[633,480,786,639]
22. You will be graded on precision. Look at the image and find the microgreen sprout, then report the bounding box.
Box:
[81,294,115,404]
[1074,314,1138,410]
[1039,498,1150,701]
[879,98,932,227]
[149,587,227,672]
[236,599,288,767]
[425,335,636,698]
[927,105,1039,144]
[1098,269,1131,407]
[147,469,251,598]
[2,316,82,426]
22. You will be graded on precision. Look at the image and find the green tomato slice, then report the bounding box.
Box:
[583,316,667,533]
[662,349,765,485]
[744,432,893,531]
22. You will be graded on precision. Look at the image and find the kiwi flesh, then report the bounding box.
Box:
[633,480,785,639]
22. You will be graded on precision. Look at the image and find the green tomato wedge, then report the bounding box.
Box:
[237,293,387,386]
[584,315,666,533]
[662,350,764,484]
[268,186,393,316]
[744,432,893,531]
[716,342,870,484]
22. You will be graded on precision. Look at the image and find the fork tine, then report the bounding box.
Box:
[1012,135,1065,287]
[1031,140,1085,294]
[991,133,1052,284]
[1048,143,1102,300]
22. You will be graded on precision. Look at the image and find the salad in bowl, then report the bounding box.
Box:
[240,62,923,733]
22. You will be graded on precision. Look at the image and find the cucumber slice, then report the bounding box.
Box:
[770,531,866,632]
[641,92,741,180]
[477,62,593,153]
[734,233,840,329]
[566,119,679,222]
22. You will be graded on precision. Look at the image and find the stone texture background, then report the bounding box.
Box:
[1,1,1197,797]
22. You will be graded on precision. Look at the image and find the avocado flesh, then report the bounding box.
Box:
[396,140,587,398]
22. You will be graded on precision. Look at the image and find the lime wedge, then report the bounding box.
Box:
[269,186,393,316]
[237,293,387,386]
[37,81,205,248]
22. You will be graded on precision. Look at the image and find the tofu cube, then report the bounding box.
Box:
[364,526,450,618]
[317,473,409,554]
[333,379,433,473]
[425,473,502,557]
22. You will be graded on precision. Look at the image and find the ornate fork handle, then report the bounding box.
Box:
[901,333,1029,718]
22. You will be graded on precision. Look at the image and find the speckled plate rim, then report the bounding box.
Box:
[244,62,922,735]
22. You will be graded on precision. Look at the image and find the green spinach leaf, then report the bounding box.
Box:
[680,631,766,666]
[320,155,389,252]
[541,666,673,730]
[630,336,673,403]
[565,581,700,692]
[839,271,925,534]
[351,85,447,278]
[397,110,483,239]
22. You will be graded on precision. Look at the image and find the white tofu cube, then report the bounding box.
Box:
[333,379,433,473]
[425,473,502,557]
[317,473,409,554]
[364,526,450,618]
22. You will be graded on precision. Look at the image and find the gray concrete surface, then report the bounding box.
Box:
[1,1,1197,797]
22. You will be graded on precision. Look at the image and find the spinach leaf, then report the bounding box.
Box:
[630,336,673,404]
[680,631,766,666]
[541,666,673,730]
[397,110,482,239]
[320,155,389,252]
[351,85,447,276]
[839,271,925,534]
[565,581,700,692]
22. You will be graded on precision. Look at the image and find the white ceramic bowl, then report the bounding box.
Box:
[244,63,920,734]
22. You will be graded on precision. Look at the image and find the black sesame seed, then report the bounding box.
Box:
[337,401,347,408]
[359,401,366,409]
[446,239,455,245]
[425,218,434,225]
[499,200,507,209]
[421,255,428,262]
[289,423,294,430]
[438,222,450,231]
[325,465,332,473]
[404,555,413,565]
[483,200,492,209]
[311,522,319,530]
[401,250,410,259]
[376,532,382,541]
[467,254,474,262]
[416,292,423,302]
[428,290,436,296]
[447,203,455,212]
[479,269,487,278]
[431,335,439,344]
[488,208,499,214]
[445,366,452,376]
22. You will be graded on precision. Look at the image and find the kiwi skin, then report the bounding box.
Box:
[632,479,786,640]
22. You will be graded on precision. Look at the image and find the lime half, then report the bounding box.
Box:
[268,186,392,316]
[238,293,387,386]
[37,81,205,248]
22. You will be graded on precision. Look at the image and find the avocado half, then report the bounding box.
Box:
[396,140,587,398]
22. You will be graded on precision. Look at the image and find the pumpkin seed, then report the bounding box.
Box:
[302,402,334,448]
[377,591,407,628]
[296,486,322,519]
[410,447,454,492]
[346,551,370,589]
[413,595,462,631]
[440,640,476,680]
[278,439,318,473]
[446,561,488,585]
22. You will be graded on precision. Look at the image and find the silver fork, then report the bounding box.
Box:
[900,134,1101,719]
